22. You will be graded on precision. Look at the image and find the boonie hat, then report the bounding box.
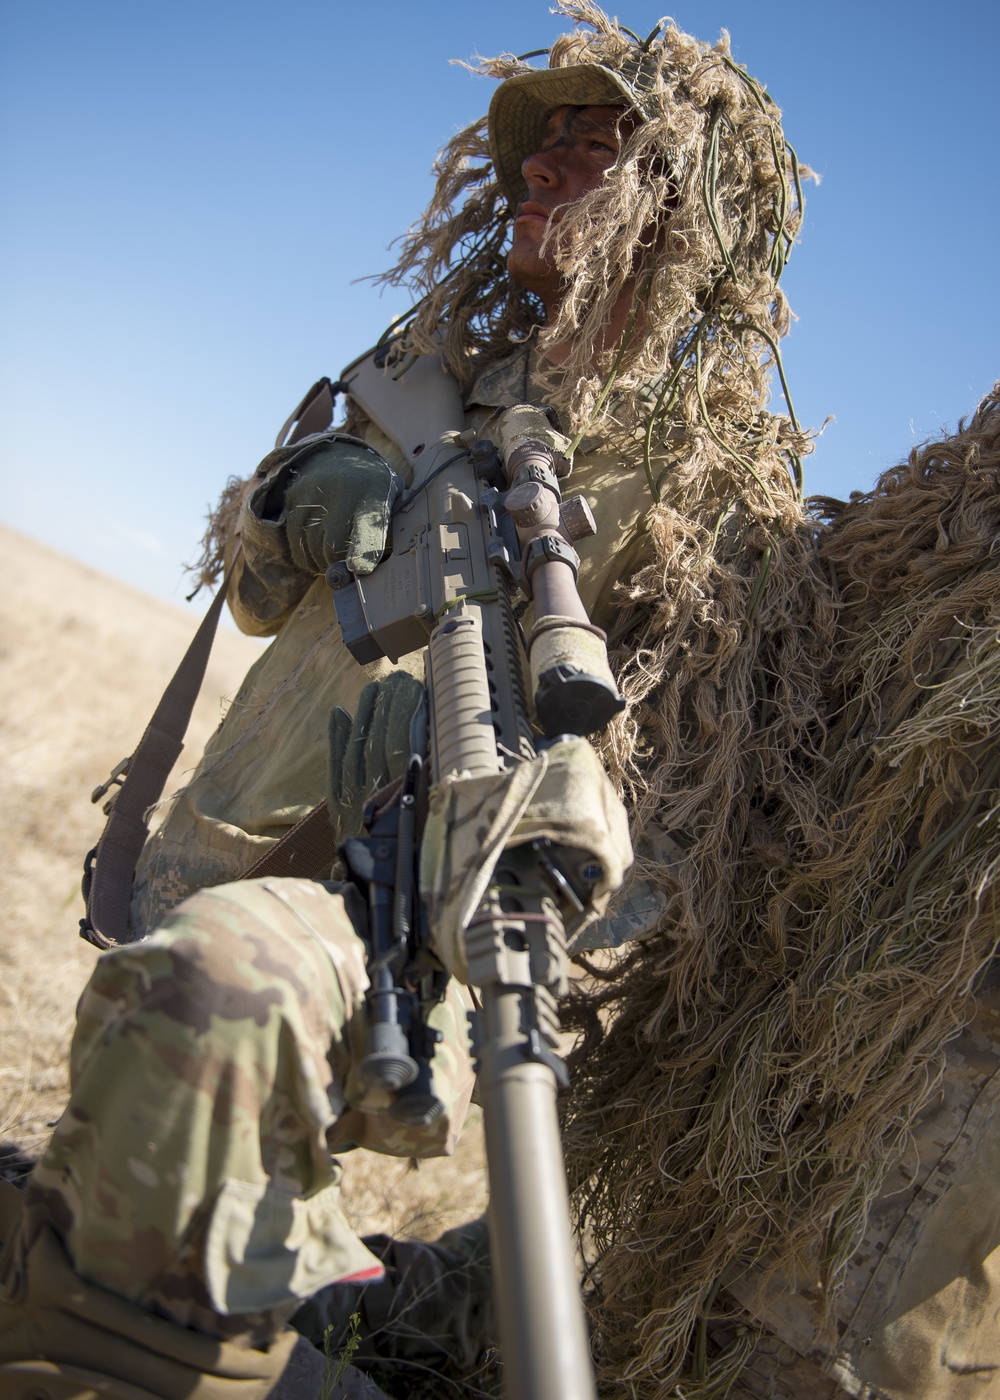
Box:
[488,52,662,209]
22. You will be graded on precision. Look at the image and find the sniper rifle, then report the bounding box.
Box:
[327,347,624,1400]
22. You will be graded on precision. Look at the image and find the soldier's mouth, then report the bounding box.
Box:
[515,200,560,225]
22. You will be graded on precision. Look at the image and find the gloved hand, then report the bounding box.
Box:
[251,436,404,578]
[420,737,633,983]
[328,672,425,840]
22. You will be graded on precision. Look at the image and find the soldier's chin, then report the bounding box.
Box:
[507,244,560,301]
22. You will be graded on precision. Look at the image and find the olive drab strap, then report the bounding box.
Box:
[273,376,347,452]
[80,379,343,951]
[0,1177,23,1252]
[238,801,339,882]
[80,567,237,949]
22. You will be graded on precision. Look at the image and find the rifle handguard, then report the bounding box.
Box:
[427,609,503,780]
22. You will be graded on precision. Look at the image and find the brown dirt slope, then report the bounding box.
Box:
[0,524,486,1239]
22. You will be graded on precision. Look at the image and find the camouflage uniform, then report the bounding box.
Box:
[1,877,475,1391]
[0,342,659,1392]
[130,343,660,940]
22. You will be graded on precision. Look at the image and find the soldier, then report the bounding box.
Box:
[0,4,871,1398]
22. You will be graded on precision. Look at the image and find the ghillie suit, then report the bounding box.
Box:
[565,384,1000,1396]
[188,1,940,1392]
[372,5,1000,1395]
[379,5,872,1394]
[358,0,828,1053]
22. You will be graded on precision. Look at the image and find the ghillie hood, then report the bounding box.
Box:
[195,1,812,591]
[380,0,810,479]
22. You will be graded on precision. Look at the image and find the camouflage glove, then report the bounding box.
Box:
[252,436,404,577]
[420,737,632,983]
[328,672,425,840]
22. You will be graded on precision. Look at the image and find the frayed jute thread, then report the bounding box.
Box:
[379,0,811,474]
[563,386,1000,1396]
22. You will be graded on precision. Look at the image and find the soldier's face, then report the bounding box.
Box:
[507,103,636,313]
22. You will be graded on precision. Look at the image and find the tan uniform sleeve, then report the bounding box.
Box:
[226,465,313,638]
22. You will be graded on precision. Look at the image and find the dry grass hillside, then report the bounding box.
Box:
[0,524,486,1241]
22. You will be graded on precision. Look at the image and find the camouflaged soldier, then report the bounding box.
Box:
[4,4,952,1399]
[0,7,668,1396]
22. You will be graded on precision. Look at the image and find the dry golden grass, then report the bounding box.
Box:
[0,524,487,1239]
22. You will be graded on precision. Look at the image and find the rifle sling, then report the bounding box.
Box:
[82,568,235,950]
[82,378,342,951]
[273,376,339,452]
[238,802,339,882]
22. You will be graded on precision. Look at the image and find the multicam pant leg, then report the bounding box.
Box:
[22,877,475,1347]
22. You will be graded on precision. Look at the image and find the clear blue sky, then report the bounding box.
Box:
[2,1,997,615]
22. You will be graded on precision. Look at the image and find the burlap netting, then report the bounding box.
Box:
[563,386,1000,1394]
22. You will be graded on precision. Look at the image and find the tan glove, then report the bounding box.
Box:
[475,403,573,477]
[420,738,632,983]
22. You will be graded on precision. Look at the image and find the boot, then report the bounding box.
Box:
[291,1216,495,1376]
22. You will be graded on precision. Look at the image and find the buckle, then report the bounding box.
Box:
[91,757,131,813]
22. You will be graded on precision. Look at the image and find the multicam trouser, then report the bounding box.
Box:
[16,876,476,1348]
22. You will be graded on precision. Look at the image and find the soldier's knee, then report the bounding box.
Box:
[77,880,368,1077]
[151,877,369,1013]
